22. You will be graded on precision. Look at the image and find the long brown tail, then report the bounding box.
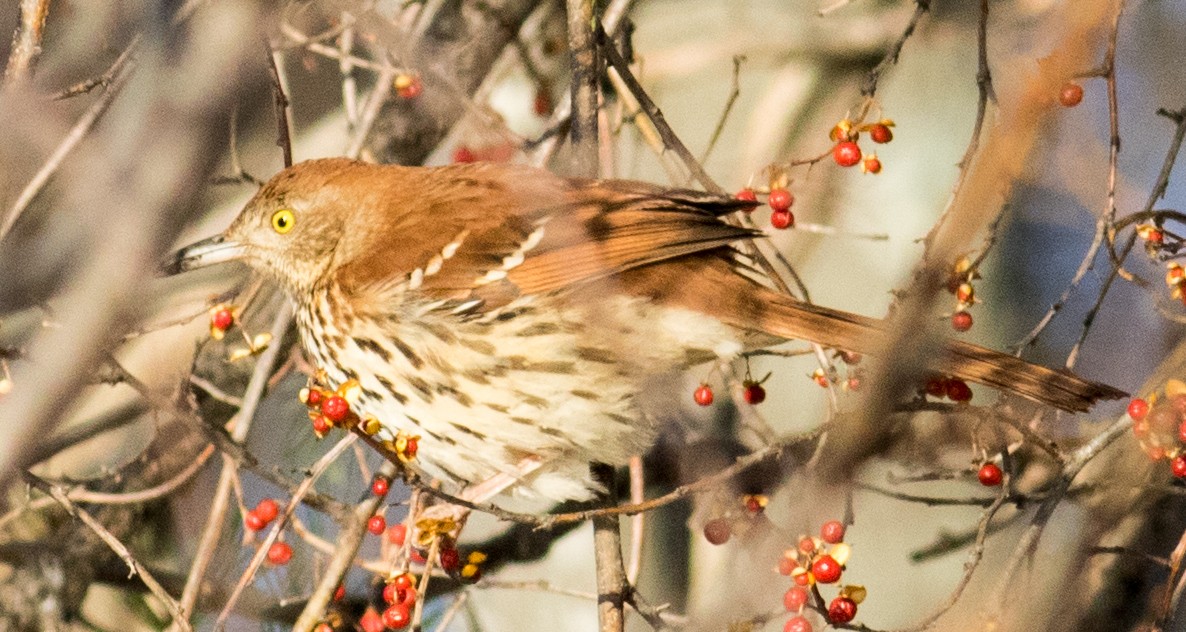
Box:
[738,289,1127,413]
[627,254,1126,413]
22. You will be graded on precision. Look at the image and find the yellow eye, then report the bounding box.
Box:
[271,209,295,234]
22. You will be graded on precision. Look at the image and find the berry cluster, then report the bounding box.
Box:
[209,303,273,361]
[829,117,893,174]
[692,374,770,408]
[300,380,360,437]
[735,183,796,230]
[701,493,773,545]
[241,498,295,566]
[1128,385,1186,477]
[777,520,866,631]
[243,497,280,532]
[300,376,420,462]
[923,375,973,403]
[947,257,980,332]
[809,352,864,391]
[379,572,417,629]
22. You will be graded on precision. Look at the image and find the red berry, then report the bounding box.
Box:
[811,555,842,584]
[797,536,816,555]
[828,596,858,624]
[533,90,553,117]
[392,573,415,591]
[1059,82,1084,107]
[383,582,415,605]
[452,146,476,163]
[367,515,386,535]
[820,520,845,544]
[768,188,794,212]
[924,376,948,398]
[833,141,862,167]
[793,571,812,586]
[1128,398,1150,422]
[978,462,1003,487]
[743,382,766,405]
[305,388,323,407]
[333,584,346,602]
[770,210,795,229]
[403,436,419,459]
[211,307,234,331]
[1149,445,1168,461]
[267,541,293,565]
[869,123,893,143]
[784,586,809,612]
[322,396,350,422]
[1148,229,1166,244]
[1173,456,1186,478]
[736,188,758,203]
[440,546,461,571]
[703,518,730,545]
[952,310,973,332]
[360,608,385,632]
[372,476,390,496]
[956,283,975,304]
[314,623,334,632]
[387,523,407,546]
[255,498,279,523]
[693,384,714,406]
[784,615,813,632]
[946,378,973,402]
[1133,419,1150,439]
[382,603,411,629]
[312,415,331,434]
[244,510,266,531]
[861,155,882,174]
[777,553,796,576]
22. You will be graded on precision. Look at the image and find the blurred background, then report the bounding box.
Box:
[1,0,1186,630]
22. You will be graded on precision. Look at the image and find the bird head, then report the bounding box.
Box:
[164,158,374,294]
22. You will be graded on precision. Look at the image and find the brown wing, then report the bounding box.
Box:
[333,160,758,313]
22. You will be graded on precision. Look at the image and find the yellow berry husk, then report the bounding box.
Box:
[829,542,852,566]
[363,416,382,435]
[467,551,488,565]
[394,74,415,90]
[841,584,868,604]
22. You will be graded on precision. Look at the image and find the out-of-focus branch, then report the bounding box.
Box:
[25,473,192,631]
[4,0,52,83]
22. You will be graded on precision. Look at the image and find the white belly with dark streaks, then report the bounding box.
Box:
[295,288,741,503]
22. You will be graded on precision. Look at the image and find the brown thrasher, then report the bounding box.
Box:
[167,158,1124,503]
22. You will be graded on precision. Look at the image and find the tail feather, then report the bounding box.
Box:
[744,291,1126,413]
[624,254,1126,413]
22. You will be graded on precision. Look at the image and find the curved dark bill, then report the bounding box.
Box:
[160,234,245,276]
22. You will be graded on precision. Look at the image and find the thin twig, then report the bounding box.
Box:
[859,0,930,97]
[1,54,134,241]
[264,40,294,168]
[696,55,745,169]
[26,473,192,630]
